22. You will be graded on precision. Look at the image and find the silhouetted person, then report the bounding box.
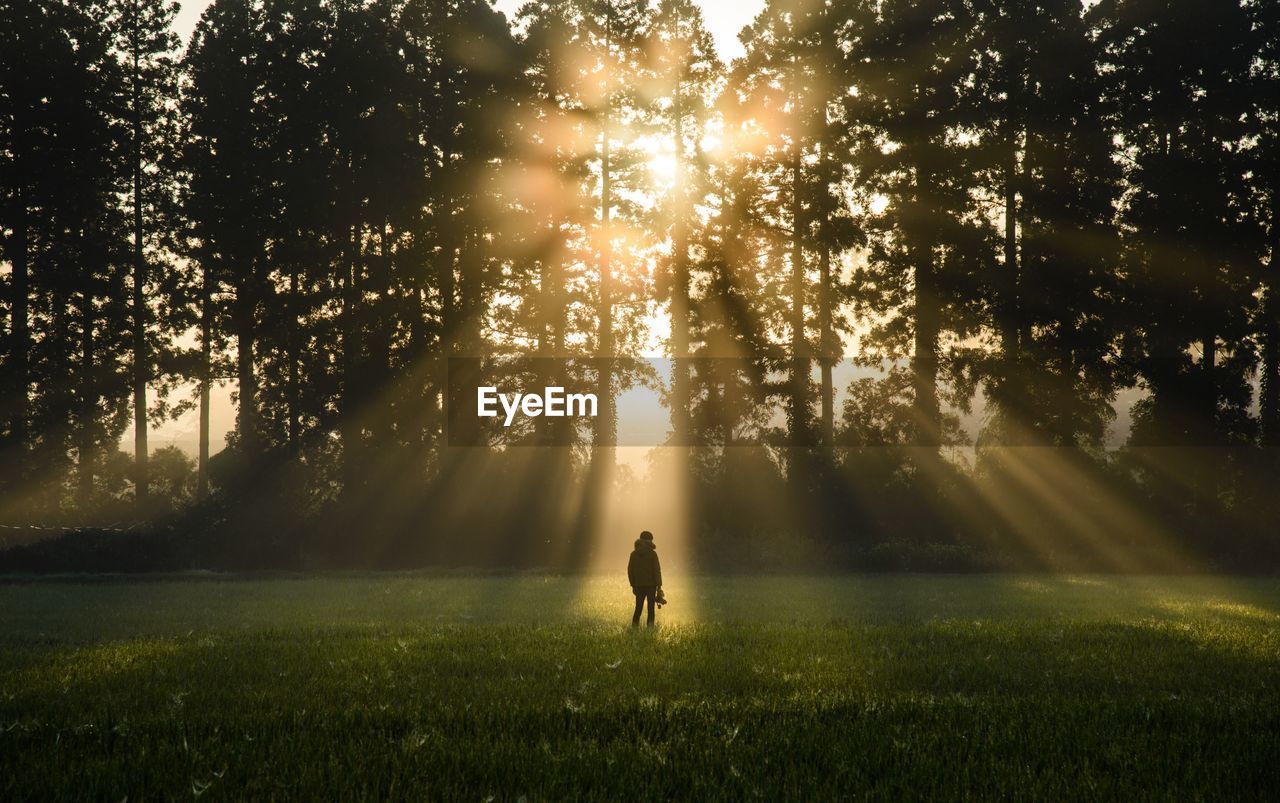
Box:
[628,530,662,627]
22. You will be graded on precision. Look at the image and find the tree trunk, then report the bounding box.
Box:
[436,155,464,449]
[453,223,486,448]
[1199,331,1216,446]
[438,202,455,413]
[788,70,810,450]
[287,265,300,452]
[1195,331,1218,514]
[6,191,29,467]
[540,206,570,444]
[912,266,941,448]
[595,47,616,450]
[998,88,1023,445]
[78,292,96,510]
[132,46,149,507]
[459,226,483,357]
[1001,128,1019,356]
[818,141,835,447]
[912,167,941,448]
[1263,293,1280,448]
[671,96,691,446]
[197,263,212,499]
[535,245,558,444]
[341,217,361,492]
[235,265,257,454]
[377,219,395,445]
[1016,129,1031,354]
[1260,203,1280,448]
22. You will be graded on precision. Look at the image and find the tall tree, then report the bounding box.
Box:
[1,1,132,515]
[0,0,52,498]
[581,0,651,449]
[69,7,131,511]
[182,0,270,461]
[973,0,1123,447]
[510,0,597,447]
[316,0,421,491]
[1096,0,1258,450]
[648,0,720,445]
[735,0,865,454]
[856,0,988,450]
[255,0,332,458]
[684,86,775,448]
[734,0,819,451]
[407,0,520,457]
[1250,0,1280,449]
[108,0,180,508]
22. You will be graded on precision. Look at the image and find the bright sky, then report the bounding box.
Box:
[173,0,765,61]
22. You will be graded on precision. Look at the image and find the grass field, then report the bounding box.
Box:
[2,574,1279,799]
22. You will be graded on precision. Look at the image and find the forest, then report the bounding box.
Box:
[2,0,1279,572]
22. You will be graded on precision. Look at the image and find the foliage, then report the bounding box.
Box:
[2,0,1280,568]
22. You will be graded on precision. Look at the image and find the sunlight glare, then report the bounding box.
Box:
[648,150,678,189]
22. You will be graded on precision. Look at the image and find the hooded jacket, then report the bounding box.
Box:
[627,538,662,589]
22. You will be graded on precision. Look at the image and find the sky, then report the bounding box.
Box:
[173,0,765,61]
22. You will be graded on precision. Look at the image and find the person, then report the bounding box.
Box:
[627,530,662,627]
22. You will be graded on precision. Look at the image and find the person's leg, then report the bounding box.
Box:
[632,591,644,626]
[646,587,656,627]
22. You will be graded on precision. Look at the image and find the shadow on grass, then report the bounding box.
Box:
[3,572,1280,640]
[2,604,1279,799]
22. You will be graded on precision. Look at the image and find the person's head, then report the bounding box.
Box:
[639,530,654,542]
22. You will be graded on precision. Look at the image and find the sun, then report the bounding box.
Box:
[646,149,678,189]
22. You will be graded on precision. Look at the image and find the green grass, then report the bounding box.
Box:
[2,574,1279,800]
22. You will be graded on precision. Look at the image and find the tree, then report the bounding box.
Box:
[407,0,521,457]
[1249,0,1280,449]
[685,86,775,448]
[580,0,652,449]
[734,0,822,452]
[182,0,271,463]
[108,0,181,508]
[1,1,133,516]
[0,0,54,502]
[648,0,721,445]
[316,0,423,492]
[855,0,989,451]
[972,0,1123,447]
[1095,0,1259,450]
[733,0,868,455]
[505,0,599,449]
